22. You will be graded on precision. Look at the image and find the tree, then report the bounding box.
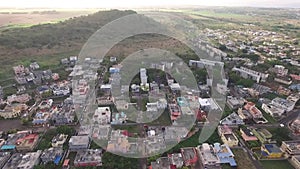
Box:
[56,125,74,135]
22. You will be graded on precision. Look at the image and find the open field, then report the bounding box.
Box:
[260,160,295,169]
[0,9,95,28]
[232,148,256,169]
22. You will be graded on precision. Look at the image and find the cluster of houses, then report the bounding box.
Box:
[203,28,299,59]
[149,143,236,169]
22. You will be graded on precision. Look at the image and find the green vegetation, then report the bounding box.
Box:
[101,152,139,169]
[232,148,256,169]
[35,129,57,150]
[228,71,254,87]
[268,127,292,146]
[260,160,295,169]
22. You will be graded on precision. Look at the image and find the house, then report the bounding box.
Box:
[1,130,31,151]
[220,112,245,126]
[180,147,198,166]
[218,125,239,147]
[0,103,28,119]
[274,77,292,85]
[93,107,111,125]
[150,157,174,169]
[39,99,53,110]
[198,98,220,111]
[290,74,300,81]
[214,143,237,167]
[244,102,263,119]
[232,66,269,83]
[269,65,288,76]
[169,104,181,121]
[15,134,39,151]
[290,118,300,135]
[52,134,68,147]
[271,97,295,112]
[262,103,285,117]
[277,86,291,96]
[13,65,29,76]
[261,144,283,158]
[32,111,51,125]
[74,149,103,167]
[37,85,51,95]
[240,127,258,141]
[226,96,245,110]
[40,147,64,165]
[7,94,31,104]
[237,108,252,122]
[2,153,23,169]
[16,151,42,169]
[290,155,300,169]
[198,143,221,169]
[69,136,90,151]
[52,73,60,81]
[168,153,184,168]
[29,62,40,70]
[252,128,272,143]
[110,56,117,62]
[0,152,10,169]
[280,140,300,157]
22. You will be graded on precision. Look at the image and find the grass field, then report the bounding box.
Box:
[232,148,256,169]
[260,160,295,169]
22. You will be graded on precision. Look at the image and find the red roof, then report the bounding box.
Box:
[63,159,70,167]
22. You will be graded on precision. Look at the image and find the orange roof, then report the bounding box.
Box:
[63,159,70,167]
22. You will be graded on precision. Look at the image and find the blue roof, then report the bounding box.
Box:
[54,155,62,165]
[219,157,237,167]
[1,145,16,150]
[264,144,282,153]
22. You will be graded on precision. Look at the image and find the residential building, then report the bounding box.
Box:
[180,147,198,166]
[214,143,237,167]
[244,102,263,119]
[1,131,31,150]
[220,112,245,126]
[40,147,64,165]
[237,108,252,122]
[274,77,292,85]
[140,68,148,86]
[93,107,111,125]
[7,94,31,104]
[269,65,288,76]
[290,118,300,135]
[271,97,295,112]
[198,143,221,169]
[0,103,28,119]
[277,86,291,96]
[290,155,300,169]
[226,96,245,110]
[38,99,53,110]
[240,127,258,142]
[16,151,42,169]
[74,149,103,167]
[198,98,220,111]
[217,126,239,147]
[52,134,68,147]
[150,157,174,169]
[168,153,184,169]
[232,66,269,83]
[280,140,300,157]
[261,144,283,158]
[69,136,90,151]
[29,62,40,70]
[2,153,23,169]
[262,103,285,117]
[290,74,300,81]
[0,152,10,169]
[15,134,39,151]
[252,128,272,143]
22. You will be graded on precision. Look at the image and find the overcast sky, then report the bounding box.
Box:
[1,0,299,8]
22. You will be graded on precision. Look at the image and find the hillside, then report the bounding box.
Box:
[0,9,136,78]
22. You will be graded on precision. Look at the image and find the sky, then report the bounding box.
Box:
[1,0,299,8]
